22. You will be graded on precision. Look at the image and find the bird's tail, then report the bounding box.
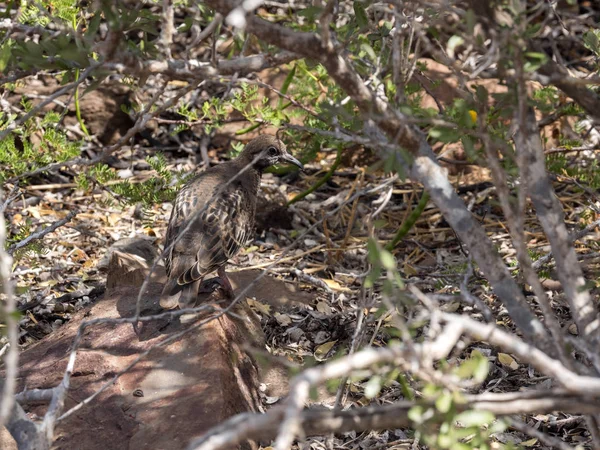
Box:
[160,278,202,310]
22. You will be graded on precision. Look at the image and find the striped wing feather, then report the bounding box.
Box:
[164,180,253,285]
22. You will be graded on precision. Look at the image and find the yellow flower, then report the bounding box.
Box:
[468,110,478,124]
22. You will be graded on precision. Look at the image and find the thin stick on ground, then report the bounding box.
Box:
[8,210,77,255]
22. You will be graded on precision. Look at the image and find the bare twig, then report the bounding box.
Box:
[190,13,223,49]
[3,389,48,450]
[532,217,600,271]
[15,388,55,405]
[509,53,572,365]
[160,0,174,59]
[459,257,494,322]
[0,183,19,214]
[514,107,600,346]
[188,391,600,450]
[225,0,265,29]
[273,315,464,450]
[537,59,600,123]
[441,312,600,392]
[8,210,77,255]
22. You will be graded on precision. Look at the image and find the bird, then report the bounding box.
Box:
[160,135,303,310]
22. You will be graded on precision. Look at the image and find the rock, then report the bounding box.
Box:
[98,236,158,272]
[1,238,302,450]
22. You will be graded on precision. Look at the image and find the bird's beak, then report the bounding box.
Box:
[281,153,304,170]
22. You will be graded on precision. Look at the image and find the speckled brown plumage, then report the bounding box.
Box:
[160,135,303,310]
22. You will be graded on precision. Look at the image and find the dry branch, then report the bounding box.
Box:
[538,60,600,123]
[515,108,600,346]
[188,391,600,450]
[7,211,77,256]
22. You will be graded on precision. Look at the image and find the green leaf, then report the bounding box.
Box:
[297,5,323,21]
[353,1,368,29]
[525,23,542,38]
[524,52,548,72]
[429,127,459,143]
[454,410,495,427]
[379,250,396,270]
[0,40,13,72]
[235,122,261,135]
[435,391,453,413]
[450,443,472,450]
[372,219,387,229]
[360,41,377,62]
[461,136,476,160]
[465,9,475,34]
[278,64,296,110]
[475,85,488,105]
[583,30,600,56]
[397,373,414,400]
[85,11,102,39]
[280,64,296,96]
[408,405,425,424]
[367,238,379,265]
[364,375,383,399]
[325,377,341,393]
[437,433,453,448]
[456,350,489,382]
[446,35,464,59]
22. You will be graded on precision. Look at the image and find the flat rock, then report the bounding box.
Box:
[2,239,305,450]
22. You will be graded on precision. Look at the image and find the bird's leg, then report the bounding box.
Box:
[217,266,235,299]
[198,277,224,293]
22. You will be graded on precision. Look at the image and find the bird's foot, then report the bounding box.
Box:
[199,277,225,294]
[217,267,235,300]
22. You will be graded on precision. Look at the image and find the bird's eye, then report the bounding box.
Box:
[267,146,278,156]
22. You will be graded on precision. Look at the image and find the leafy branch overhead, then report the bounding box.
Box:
[2,1,600,450]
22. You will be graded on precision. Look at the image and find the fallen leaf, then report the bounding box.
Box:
[274,312,292,326]
[322,278,351,292]
[168,80,189,87]
[440,301,460,313]
[315,340,337,361]
[521,438,538,447]
[316,301,332,314]
[107,213,121,227]
[403,263,418,276]
[497,353,519,370]
[25,206,41,219]
[355,396,370,406]
[246,298,271,315]
[568,323,578,335]
[70,248,88,261]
